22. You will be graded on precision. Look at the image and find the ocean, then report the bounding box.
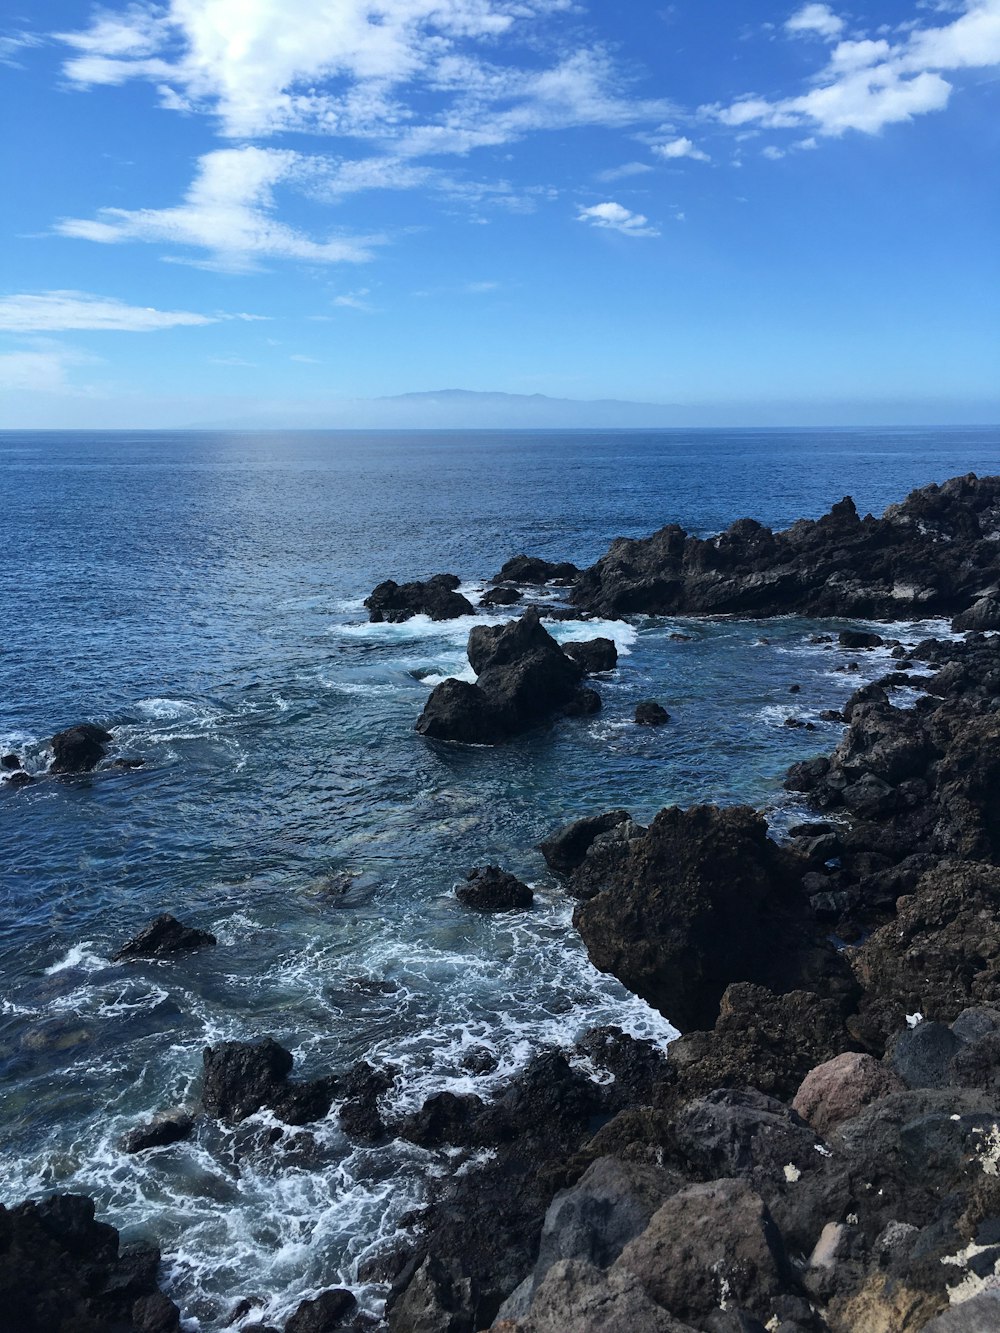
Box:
[1,425,998,1328]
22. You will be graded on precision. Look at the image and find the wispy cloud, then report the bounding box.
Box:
[706,0,1000,138]
[0,290,223,332]
[56,148,379,271]
[0,29,43,68]
[595,161,654,182]
[0,343,96,393]
[333,289,376,310]
[56,1,666,151]
[577,201,659,237]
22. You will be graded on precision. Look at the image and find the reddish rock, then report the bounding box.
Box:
[792,1052,906,1135]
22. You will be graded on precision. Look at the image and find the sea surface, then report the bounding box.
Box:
[1,426,998,1328]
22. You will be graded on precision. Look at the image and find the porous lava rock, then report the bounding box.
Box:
[562,638,618,674]
[121,1110,194,1155]
[201,1038,336,1126]
[415,608,587,744]
[49,724,113,774]
[365,573,474,623]
[572,805,849,1031]
[0,1193,180,1333]
[567,474,1000,621]
[492,555,581,585]
[284,1288,358,1333]
[113,914,216,961]
[538,810,632,876]
[456,866,533,912]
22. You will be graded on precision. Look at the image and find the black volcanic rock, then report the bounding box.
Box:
[481,584,523,607]
[1,754,20,770]
[416,608,587,744]
[572,805,850,1031]
[0,1193,180,1333]
[563,637,618,674]
[201,1038,337,1126]
[49,724,112,774]
[113,914,216,962]
[493,555,581,585]
[634,700,670,726]
[539,810,632,875]
[121,1110,194,1155]
[365,574,474,623]
[457,866,534,912]
[569,473,1000,621]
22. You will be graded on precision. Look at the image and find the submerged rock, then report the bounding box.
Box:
[634,700,670,726]
[457,866,533,912]
[49,723,112,774]
[365,573,474,623]
[112,914,216,962]
[0,753,20,770]
[121,1110,194,1155]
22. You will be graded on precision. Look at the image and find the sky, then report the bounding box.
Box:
[1,0,998,428]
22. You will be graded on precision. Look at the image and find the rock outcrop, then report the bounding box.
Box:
[565,473,1000,620]
[456,866,534,912]
[49,724,113,774]
[415,609,592,744]
[113,914,216,961]
[201,1038,337,1126]
[365,573,474,623]
[0,1193,180,1333]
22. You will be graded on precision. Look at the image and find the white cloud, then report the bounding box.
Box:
[654,135,711,162]
[707,0,1000,138]
[290,353,321,363]
[0,30,44,67]
[333,288,376,310]
[56,147,378,270]
[0,291,220,332]
[56,1,660,148]
[577,201,659,237]
[785,4,845,39]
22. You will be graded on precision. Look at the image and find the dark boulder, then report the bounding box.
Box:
[284,1288,357,1333]
[612,1178,792,1325]
[49,724,112,774]
[838,629,884,650]
[493,555,581,585]
[538,810,632,876]
[481,585,523,608]
[572,805,850,1031]
[456,866,533,912]
[113,914,216,962]
[416,609,586,745]
[365,574,474,623]
[1,753,20,770]
[952,595,1000,632]
[338,1062,395,1142]
[562,638,618,674]
[201,1038,336,1126]
[396,1092,488,1149]
[635,701,670,726]
[0,1193,180,1333]
[564,687,602,717]
[121,1110,194,1154]
[386,1255,475,1333]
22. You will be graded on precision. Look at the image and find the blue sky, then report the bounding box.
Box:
[1,0,998,427]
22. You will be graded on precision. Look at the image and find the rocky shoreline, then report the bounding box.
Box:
[5,473,1000,1332]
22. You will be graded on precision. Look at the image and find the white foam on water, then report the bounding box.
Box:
[44,942,108,976]
[549,618,639,656]
[136,698,201,721]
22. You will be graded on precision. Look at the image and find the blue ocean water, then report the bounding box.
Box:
[1,426,998,1328]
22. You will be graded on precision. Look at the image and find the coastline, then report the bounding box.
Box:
[5,471,1000,1332]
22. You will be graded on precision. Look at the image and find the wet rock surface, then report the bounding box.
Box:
[201,1038,337,1126]
[415,608,589,744]
[113,913,217,961]
[564,473,1000,620]
[365,573,475,623]
[0,1194,179,1333]
[49,723,113,773]
[456,866,534,912]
